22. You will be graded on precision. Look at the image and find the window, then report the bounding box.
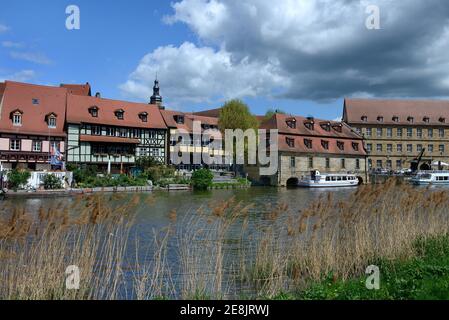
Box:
[48,116,57,128]
[290,157,296,168]
[428,144,434,153]
[88,106,99,117]
[377,116,384,122]
[387,128,392,137]
[387,144,393,153]
[407,128,413,138]
[337,141,344,150]
[439,129,445,138]
[356,159,360,170]
[304,121,314,130]
[355,128,362,135]
[396,160,402,169]
[286,118,296,129]
[12,112,22,126]
[352,142,359,151]
[368,159,373,169]
[428,129,433,138]
[417,144,423,152]
[304,139,313,149]
[115,109,125,120]
[106,127,117,136]
[439,117,446,123]
[376,160,383,168]
[32,98,40,105]
[341,158,346,169]
[32,141,42,152]
[132,129,141,138]
[326,158,330,169]
[397,144,403,152]
[332,124,343,133]
[377,128,382,137]
[308,157,314,168]
[423,117,430,123]
[321,123,331,131]
[397,128,403,137]
[439,145,445,153]
[407,144,413,153]
[139,112,148,122]
[366,128,372,137]
[321,140,329,150]
[377,144,383,152]
[361,116,368,122]
[119,128,128,138]
[366,143,372,152]
[92,126,102,135]
[10,139,20,151]
[286,137,295,148]
[417,128,422,138]
[392,116,399,122]
[407,116,414,123]
[386,160,392,169]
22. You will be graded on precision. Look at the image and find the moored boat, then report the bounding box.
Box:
[410,171,449,185]
[297,170,360,188]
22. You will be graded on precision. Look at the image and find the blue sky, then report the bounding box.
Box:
[2,1,448,120]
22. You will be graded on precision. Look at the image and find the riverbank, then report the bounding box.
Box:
[276,235,449,300]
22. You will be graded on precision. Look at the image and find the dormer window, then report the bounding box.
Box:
[89,106,99,118]
[352,142,359,151]
[115,109,125,120]
[392,116,399,122]
[439,117,446,123]
[174,115,185,124]
[139,112,148,122]
[337,141,345,151]
[321,140,329,150]
[32,98,40,105]
[286,137,295,148]
[423,116,430,123]
[286,118,296,129]
[407,116,414,123]
[304,121,314,130]
[320,122,331,131]
[361,116,368,122]
[45,113,57,128]
[304,139,313,149]
[377,116,384,122]
[332,123,343,133]
[10,109,23,126]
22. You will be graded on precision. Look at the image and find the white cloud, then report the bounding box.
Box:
[2,41,24,48]
[0,24,9,33]
[120,42,288,107]
[0,70,36,82]
[10,51,52,65]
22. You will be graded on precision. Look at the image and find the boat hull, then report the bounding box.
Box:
[297,181,359,188]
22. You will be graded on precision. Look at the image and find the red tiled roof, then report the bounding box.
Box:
[66,94,167,129]
[343,98,449,126]
[161,110,222,139]
[0,82,5,102]
[261,113,362,139]
[61,83,92,96]
[79,135,140,144]
[193,108,221,118]
[277,134,365,156]
[0,81,67,137]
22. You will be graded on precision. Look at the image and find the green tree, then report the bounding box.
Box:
[136,156,162,170]
[43,174,63,190]
[191,168,214,190]
[264,108,285,121]
[7,169,31,191]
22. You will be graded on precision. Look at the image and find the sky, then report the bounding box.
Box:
[1,0,449,120]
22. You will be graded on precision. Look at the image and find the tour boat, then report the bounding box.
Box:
[410,171,449,185]
[297,170,360,188]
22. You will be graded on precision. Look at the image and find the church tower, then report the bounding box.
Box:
[150,78,163,108]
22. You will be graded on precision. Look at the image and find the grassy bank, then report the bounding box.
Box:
[274,235,449,300]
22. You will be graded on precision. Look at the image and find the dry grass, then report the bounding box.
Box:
[1,180,448,300]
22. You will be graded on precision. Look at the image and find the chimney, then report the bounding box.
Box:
[95,92,101,98]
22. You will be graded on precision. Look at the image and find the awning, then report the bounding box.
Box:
[79,135,140,144]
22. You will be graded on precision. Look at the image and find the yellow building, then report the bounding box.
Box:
[343,99,449,171]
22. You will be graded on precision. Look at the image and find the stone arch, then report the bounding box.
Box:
[286,177,299,188]
[357,176,364,185]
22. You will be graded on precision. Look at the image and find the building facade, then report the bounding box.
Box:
[66,93,167,173]
[343,99,449,171]
[257,114,367,186]
[0,81,67,170]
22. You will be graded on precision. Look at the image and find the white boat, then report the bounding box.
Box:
[410,171,449,185]
[297,170,360,188]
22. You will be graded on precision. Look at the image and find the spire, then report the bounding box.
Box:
[150,77,163,107]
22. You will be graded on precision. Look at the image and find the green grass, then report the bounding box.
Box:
[275,235,449,300]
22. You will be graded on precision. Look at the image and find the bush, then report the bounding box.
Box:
[191,169,214,190]
[144,165,176,185]
[43,174,63,190]
[7,169,31,191]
